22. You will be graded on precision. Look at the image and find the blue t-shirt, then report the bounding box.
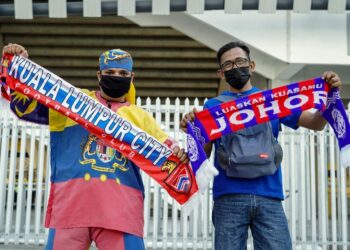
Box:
[204,87,302,200]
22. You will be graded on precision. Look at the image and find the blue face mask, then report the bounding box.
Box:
[224,66,250,90]
[99,75,131,98]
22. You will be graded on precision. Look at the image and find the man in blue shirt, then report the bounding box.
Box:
[180,41,342,250]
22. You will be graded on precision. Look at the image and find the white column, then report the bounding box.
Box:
[14,0,33,19]
[152,0,170,15]
[49,0,67,18]
[293,0,312,13]
[118,0,135,16]
[83,0,101,17]
[187,0,204,14]
[224,0,243,14]
[328,0,346,13]
[259,0,277,13]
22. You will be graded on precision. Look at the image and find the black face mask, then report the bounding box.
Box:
[224,66,250,90]
[99,75,131,98]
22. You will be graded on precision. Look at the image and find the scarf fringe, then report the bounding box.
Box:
[181,192,200,215]
[182,160,218,214]
[194,159,218,193]
[340,144,350,168]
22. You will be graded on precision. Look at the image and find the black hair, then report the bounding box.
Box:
[216,41,251,65]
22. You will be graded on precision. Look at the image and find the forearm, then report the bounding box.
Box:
[204,142,213,158]
[298,110,327,131]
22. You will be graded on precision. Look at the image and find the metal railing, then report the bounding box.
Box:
[0,97,349,250]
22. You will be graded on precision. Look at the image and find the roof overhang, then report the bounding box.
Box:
[0,0,349,19]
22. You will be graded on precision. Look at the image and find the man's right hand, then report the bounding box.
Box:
[2,43,28,58]
[180,107,198,133]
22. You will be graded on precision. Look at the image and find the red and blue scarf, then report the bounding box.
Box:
[0,54,208,209]
[187,78,350,173]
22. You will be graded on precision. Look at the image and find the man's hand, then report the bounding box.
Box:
[2,43,28,58]
[180,107,198,133]
[172,146,189,164]
[322,71,341,88]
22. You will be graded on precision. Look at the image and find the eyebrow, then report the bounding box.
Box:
[222,57,248,64]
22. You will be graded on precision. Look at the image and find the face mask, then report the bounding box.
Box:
[224,66,250,90]
[99,75,131,98]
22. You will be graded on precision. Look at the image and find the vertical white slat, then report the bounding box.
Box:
[43,131,51,234]
[180,212,188,250]
[224,0,243,14]
[202,186,209,250]
[305,133,311,222]
[183,98,190,150]
[145,97,152,113]
[34,129,45,241]
[171,199,178,250]
[193,98,200,112]
[328,0,346,13]
[329,133,337,250]
[161,184,169,250]
[258,0,277,13]
[48,0,67,18]
[283,128,290,243]
[162,98,171,250]
[340,166,348,250]
[181,98,190,250]
[192,203,199,250]
[24,126,36,243]
[165,98,171,135]
[142,97,151,247]
[336,148,343,249]
[299,129,307,246]
[187,0,205,14]
[209,185,214,249]
[14,125,27,242]
[152,178,160,249]
[342,108,350,249]
[118,0,136,16]
[14,0,33,19]
[152,98,161,248]
[5,118,19,241]
[172,98,181,249]
[318,131,327,250]
[143,173,151,243]
[279,127,286,211]
[83,0,101,17]
[148,98,157,248]
[152,0,170,15]
[309,131,317,250]
[136,97,142,107]
[293,0,312,13]
[0,114,10,231]
[289,134,296,246]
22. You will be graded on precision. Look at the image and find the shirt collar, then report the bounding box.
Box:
[221,86,259,97]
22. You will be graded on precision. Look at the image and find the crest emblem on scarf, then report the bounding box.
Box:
[187,134,199,162]
[332,109,347,139]
[164,164,192,195]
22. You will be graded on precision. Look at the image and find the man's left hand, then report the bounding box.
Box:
[322,71,342,88]
[172,146,189,164]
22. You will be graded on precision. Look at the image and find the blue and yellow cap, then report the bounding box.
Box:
[99,49,133,72]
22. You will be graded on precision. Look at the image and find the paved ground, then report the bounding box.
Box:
[0,245,98,250]
[0,246,41,250]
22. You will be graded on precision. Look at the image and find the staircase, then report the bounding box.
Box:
[0,16,219,100]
